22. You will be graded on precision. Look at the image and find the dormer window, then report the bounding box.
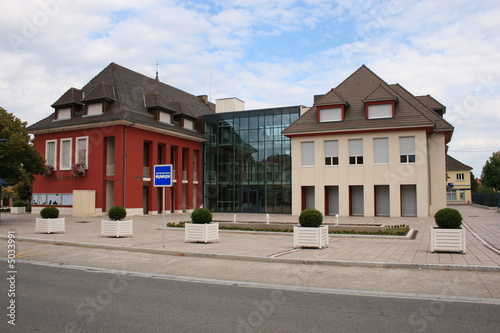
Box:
[86,103,103,116]
[159,111,172,124]
[318,106,343,122]
[366,101,394,119]
[184,118,194,130]
[56,107,71,120]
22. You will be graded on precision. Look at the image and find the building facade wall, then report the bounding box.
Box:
[446,170,472,204]
[32,124,203,216]
[291,129,447,217]
[203,106,300,213]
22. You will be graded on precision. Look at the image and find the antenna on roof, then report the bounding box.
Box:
[155,62,160,81]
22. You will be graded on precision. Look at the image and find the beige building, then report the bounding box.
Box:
[283,65,454,217]
[446,154,473,204]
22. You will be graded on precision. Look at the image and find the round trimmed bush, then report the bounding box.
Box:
[12,200,24,207]
[108,206,127,221]
[299,209,323,227]
[191,208,213,224]
[40,207,59,219]
[434,208,462,229]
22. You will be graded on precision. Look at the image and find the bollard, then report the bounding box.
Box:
[335,214,339,226]
[234,213,237,223]
[266,213,270,224]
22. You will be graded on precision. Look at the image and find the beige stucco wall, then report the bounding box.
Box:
[291,130,447,217]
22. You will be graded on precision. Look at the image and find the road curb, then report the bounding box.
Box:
[7,236,500,272]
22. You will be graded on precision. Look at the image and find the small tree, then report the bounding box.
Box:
[108,206,127,221]
[40,207,59,219]
[481,152,500,192]
[191,208,213,224]
[434,208,462,229]
[299,209,323,227]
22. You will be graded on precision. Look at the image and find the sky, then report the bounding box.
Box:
[1,0,499,175]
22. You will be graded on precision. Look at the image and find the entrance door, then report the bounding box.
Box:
[241,188,258,212]
[350,186,364,216]
[327,186,339,215]
[401,185,417,216]
[375,185,390,216]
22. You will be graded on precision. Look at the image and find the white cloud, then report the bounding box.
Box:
[0,0,499,174]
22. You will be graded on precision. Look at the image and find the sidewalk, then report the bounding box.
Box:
[1,205,499,270]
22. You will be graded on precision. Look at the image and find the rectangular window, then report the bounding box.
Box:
[46,140,57,169]
[60,138,72,170]
[56,108,71,120]
[373,138,389,164]
[87,103,103,116]
[159,111,171,124]
[301,142,314,166]
[400,136,416,163]
[367,103,393,119]
[319,107,342,122]
[456,173,465,181]
[76,137,88,166]
[184,119,194,130]
[324,140,338,165]
[349,139,363,165]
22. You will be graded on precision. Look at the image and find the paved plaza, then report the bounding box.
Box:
[1,204,499,270]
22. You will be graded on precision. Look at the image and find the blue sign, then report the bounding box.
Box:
[154,164,173,187]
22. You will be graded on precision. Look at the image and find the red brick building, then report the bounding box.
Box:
[28,63,214,216]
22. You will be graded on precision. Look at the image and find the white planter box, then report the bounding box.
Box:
[101,220,133,237]
[11,207,26,214]
[185,222,219,243]
[430,226,466,253]
[294,225,329,249]
[36,218,65,234]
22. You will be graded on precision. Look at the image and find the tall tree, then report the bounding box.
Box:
[0,107,45,185]
[481,151,500,192]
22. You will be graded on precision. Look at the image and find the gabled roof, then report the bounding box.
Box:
[316,89,349,107]
[28,63,215,139]
[446,154,472,171]
[283,65,454,142]
[416,94,446,116]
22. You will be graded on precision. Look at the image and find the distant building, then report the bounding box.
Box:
[446,154,473,204]
[28,63,214,216]
[283,65,454,217]
[203,99,303,213]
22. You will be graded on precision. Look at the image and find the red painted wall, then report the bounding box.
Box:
[33,124,204,213]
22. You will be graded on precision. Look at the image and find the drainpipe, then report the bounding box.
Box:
[123,122,135,209]
[427,126,441,210]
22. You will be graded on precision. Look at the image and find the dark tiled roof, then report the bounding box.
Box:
[446,154,472,171]
[51,88,83,107]
[283,65,454,142]
[316,89,349,107]
[28,63,215,139]
[416,95,446,115]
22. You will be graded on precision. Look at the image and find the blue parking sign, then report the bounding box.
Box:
[154,164,173,187]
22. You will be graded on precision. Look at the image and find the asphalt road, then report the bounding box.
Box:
[1,262,499,333]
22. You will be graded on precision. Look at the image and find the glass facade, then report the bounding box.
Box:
[203,106,300,213]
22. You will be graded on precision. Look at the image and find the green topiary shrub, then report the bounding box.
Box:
[299,209,323,227]
[12,200,24,207]
[40,207,59,219]
[434,208,463,229]
[108,206,127,221]
[191,208,213,224]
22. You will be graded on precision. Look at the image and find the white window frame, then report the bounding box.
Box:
[324,140,338,166]
[367,103,393,119]
[76,136,89,166]
[46,140,57,169]
[60,138,72,170]
[373,138,389,164]
[399,136,416,164]
[319,107,342,122]
[349,139,363,165]
[301,142,315,167]
[456,173,465,181]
